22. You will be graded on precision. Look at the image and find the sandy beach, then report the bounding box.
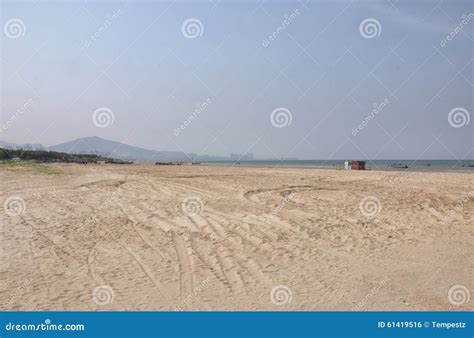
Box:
[0,163,472,311]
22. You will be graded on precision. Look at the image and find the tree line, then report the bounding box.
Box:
[0,148,112,163]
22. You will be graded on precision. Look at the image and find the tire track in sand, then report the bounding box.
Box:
[103,229,173,302]
[172,232,195,297]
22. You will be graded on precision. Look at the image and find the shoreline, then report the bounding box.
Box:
[202,161,474,173]
[3,160,474,174]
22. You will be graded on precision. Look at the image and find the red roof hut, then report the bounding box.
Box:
[351,160,366,170]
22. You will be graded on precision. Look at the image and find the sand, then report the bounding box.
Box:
[0,163,472,311]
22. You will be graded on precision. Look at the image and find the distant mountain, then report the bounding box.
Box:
[0,136,235,163]
[0,140,16,148]
[48,136,188,163]
[0,140,44,150]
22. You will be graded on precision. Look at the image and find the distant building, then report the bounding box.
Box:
[230,152,253,161]
[344,160,351,170]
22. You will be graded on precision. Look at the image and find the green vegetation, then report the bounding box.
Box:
[0,161,63,175]
[0,148,112,163]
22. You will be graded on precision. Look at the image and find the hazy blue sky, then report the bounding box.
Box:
[1,0,473,159]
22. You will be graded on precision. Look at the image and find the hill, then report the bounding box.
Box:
[48,136,188,163]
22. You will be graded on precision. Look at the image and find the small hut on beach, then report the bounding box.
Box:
[344,160,365,170]
[351,160,365,170]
